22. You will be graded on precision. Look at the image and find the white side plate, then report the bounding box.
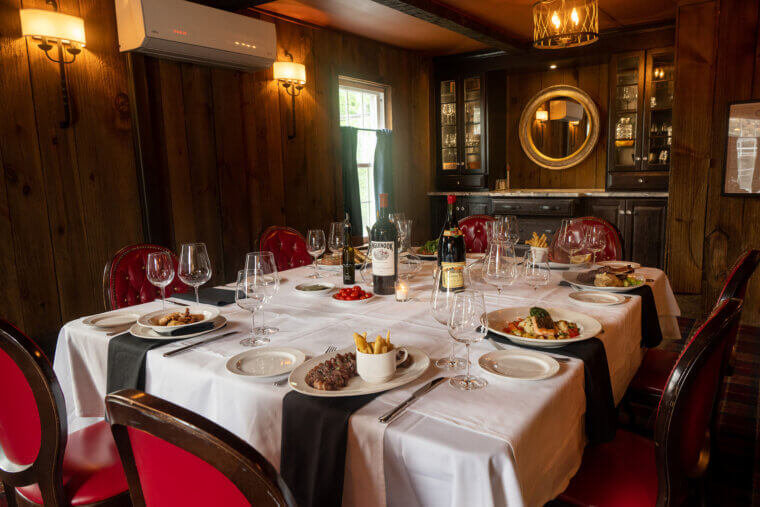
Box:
[226,347,306,381]
[294,282,335,296]
[487,307,602,348]
[82,311,140,328]
[478,350,560,381]
[127,316,227,340]
[568,291,627,306]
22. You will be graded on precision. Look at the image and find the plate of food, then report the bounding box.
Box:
[226,347,306,381]
[137,306,221,335]
[562,266,645,292]
[128,315,227,340]
[288,331,429,397]
[478,349,560,381]
[82,310,141,329]
[413,240,438,260]
[596,260,641,270]
[568,291,627,306]
[487,306,602,348]
[331,286,374,303]
[294,282,335,296]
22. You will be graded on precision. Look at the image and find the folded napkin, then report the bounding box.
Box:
[280,392,379,507]
[173,287,236,306]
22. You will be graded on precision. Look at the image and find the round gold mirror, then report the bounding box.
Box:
[518,85,600,170]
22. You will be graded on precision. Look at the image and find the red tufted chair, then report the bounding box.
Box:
[549,217,623,263]
[106,389,295,507]
[458,215,495,253]
[559,298,744,507]
[103,244,191,310]
[259,226,312,272]
[0,320,129,506]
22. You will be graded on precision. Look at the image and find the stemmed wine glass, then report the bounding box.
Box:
[523,249,551,293]
[146,252,174,311]
[389,212,406,225]
[448,290,488,391]
[236,269,272,347]
[557,219,586,263]
[395,219,412,254]
[306,229,326,279]
[430,268,467,370]
[178,243,212,304]
[328,222,344,256]
[491,215,519,246]
[584,223,606,264]
[482,242,517,298]
[245,251,280,335]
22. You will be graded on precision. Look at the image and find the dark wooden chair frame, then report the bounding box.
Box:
[105,389,295,507]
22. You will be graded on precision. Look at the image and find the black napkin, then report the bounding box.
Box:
[489,332,617,444]
[173,287,236,306]
[280,391,380,507]
[106,321,214,393]
[560,281,663,348]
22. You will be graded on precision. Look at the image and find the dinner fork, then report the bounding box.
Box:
[273,345,337,387]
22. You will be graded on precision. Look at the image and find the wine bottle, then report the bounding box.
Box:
[370,193,398,295]
[437,195,466,292]
[342,213,355,285]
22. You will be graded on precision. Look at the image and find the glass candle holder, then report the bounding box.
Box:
[395,280,410,302]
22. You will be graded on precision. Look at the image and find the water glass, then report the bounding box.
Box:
[523,250,551,293]
[557,219,586,261]
[236,267,279,347]
[146,252,174,311]
[448,290,488,391]
[306,229,326,279]
[483,242,517,298]
[584,223,607,264]
[430,268,466,370]
[245,251,280,335]
[328,222,344,255]
[178,243,212,304]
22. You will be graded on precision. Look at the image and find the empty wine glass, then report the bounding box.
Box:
[236,269,273,347]
[306,229,326,279]
[523,249,551,293]
[448,290,488,391]
[430,268,467,370]
[328,222,344,255]
[245,251,280,335]
[146,252,174,311]
[395,219,413,253]
[557,219,586,262]
[492,215,519,246]
[178,243,212,304]
[389,212,406,225]
[584,223,607,264]
[482,242,517,298]
[398,253,422,281]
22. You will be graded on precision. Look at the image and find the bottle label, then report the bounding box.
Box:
[443,227,463,237]
[371,241,395,276]
[441,261,465,290]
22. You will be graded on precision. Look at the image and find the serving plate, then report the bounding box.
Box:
[487,307,602,348]
[331,292,375,305]
[568,291,627,306]
[562,271,646,293]
[137,305,220,334]
[127,316,227,340]
[82,310,140,329]
[479,350,560,381]
[226,347,306,381]
[294,282,335,296]
[288,346,430,397]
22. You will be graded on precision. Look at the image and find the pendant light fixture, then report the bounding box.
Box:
[533,0,598,49]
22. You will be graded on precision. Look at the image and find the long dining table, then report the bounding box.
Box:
[54,260,680,507]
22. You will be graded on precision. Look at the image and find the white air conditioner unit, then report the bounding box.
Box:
[115,0,276,72]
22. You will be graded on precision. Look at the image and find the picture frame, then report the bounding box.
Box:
[722,100,760,196]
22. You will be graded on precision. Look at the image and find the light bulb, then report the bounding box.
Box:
[571,8,579,25]
[551,11,561,29]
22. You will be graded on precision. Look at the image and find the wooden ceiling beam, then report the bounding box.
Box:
[189,0,271,12]
[368,0,525,53]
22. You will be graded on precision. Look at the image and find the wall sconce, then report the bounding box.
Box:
[535,110,548,122]
[273,51,306,140]
[20,1,85,128]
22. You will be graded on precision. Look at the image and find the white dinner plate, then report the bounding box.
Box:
[82,311,140,328]
[596,260,641,269]
[568,291,627,306]
[289,346,430,397]
[478,350,560,381]
[127,316,227,340]
[562,271,646,293]
[487,307,602,348]
[137,305,221,334]
[226,347,306,381]
[294,282,335,296]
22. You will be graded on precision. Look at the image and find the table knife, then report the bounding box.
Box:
[378,377,448,424]
[163,331,238,357]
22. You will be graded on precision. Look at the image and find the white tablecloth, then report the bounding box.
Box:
[54,263,680,507]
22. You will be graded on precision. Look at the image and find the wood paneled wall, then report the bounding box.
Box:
[506,64,608,189]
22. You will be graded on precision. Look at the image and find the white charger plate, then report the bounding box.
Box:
[487,307,602,348]
[226,347,306,381]
[479,350,560,381]
[127,316,227,340]
[596,260,641,269]
[568,291,627,306]
[82,311,140,328]
[294,282,335,296]
[288,346,430,397]
[137,305,221,334]
[562,271,646,293]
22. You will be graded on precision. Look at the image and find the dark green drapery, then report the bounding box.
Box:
[340,126,363,234]
[373,129,393,210]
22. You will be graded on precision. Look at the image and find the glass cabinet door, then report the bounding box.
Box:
[644,50,674,171]
[611,54,642,170]
[463,76,482,171]
[440,80,458,171]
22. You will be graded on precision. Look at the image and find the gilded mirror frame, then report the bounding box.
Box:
[518,85,600,170]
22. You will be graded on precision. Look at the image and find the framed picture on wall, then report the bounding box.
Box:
[723,100,760,196]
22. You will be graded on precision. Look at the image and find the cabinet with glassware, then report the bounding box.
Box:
[608,48,674,190]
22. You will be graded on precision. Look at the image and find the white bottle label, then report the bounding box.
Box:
[371,241,395,276]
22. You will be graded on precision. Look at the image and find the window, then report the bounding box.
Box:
[339,76,390,231]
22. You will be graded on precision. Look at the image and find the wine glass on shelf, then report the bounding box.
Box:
[328,222,344,255]
[146,252,174,311]
[178,243,212,304]
[584,223,607,264]
[557,219,586,262]
[430,268,467,370]
[245,251,280,335]
[523,249,551,294]
[306,229,326,279]
[235,269,271,347]
[448,290,488,391]
[482,242,516,298]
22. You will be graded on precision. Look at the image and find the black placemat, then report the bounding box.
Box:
[173,287,236,306]
[280,391,379,507]
[489,332,617,444]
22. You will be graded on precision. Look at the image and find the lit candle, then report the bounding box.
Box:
[395,280,409,302]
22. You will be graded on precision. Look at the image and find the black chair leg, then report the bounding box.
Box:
[2,481,18,507]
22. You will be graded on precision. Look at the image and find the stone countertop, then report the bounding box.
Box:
[427,189,669,198]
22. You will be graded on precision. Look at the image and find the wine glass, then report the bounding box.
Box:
[245,251,280,335]
[146,252,174,311]
[328,222,344,255]
[482,242,516,298]
[178,243,212,304]
[492,215,519,246]
[389,212,406,225]
[584,223,607,264]
[395,219,412,253]
[448,290,488,391]
[398,253,422,281]
[236,269,273,347]
[306,229,326,279]
[359,243,373,287]
[557,219,586,262]
[523,249,551,293]
[430,268,466,370]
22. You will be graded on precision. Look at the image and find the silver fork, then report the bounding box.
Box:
[273,345,337,386]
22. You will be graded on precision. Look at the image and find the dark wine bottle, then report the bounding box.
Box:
[370,193,398,295]
[342,213,355,285]
[437,195,466,292]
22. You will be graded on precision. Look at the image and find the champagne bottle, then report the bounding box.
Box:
[437,195,466,292]
[342,213,355,285]
[370,193,398,295]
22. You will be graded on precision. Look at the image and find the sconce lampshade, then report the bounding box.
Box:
[19,8,86,45]
[273,61,306,84]
[535,110,548,121]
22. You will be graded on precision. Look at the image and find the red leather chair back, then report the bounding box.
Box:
[260,226,312,272]
[104,244,191,310]
[549,216,623,263]
[717,249,760,304]
[654,298,744,503]
[106,390,295,507]
[458,215,495,253]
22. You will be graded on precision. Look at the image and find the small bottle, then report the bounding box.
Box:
[342,213,355,285]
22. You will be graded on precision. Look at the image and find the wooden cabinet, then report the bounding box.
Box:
[429,196,492,238]
[492,198,579,243]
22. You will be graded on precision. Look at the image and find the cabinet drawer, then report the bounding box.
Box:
[517,218,563,243]
[492,198,577,216]
[440,174,487,190]
[607,172,668,191]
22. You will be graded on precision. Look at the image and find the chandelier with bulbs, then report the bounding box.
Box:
[533,0,599,49]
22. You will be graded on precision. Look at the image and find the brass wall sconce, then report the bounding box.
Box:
[20,0,86,128]
[273,51,306,139]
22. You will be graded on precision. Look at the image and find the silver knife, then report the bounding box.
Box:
[163,331,238,357]
[378,377,448,424]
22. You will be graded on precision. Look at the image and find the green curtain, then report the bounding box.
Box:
[373,129,393,210]
[340,126,363,234]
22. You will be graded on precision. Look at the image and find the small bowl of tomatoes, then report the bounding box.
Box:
[332,285,374,303]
